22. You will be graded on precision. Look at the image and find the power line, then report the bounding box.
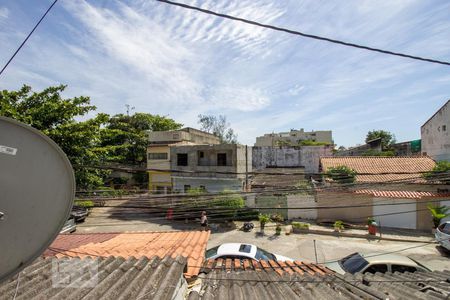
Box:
[0,0,59,77]
[155,0,450,67]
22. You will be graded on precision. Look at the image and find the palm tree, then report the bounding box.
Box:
[427,204,450,228]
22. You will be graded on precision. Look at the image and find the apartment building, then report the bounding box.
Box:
[255,128,333,147]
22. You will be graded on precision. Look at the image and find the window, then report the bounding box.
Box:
[340,253,369,274]
[148,153,168,160]
[363,264,388,274]
[443,125,447,132]
[255,247,276,260]
[184,185,191,193]
[155,186,165,194]
[199,151,204,158]
[205,246,219,259]
[391,265,417,273]
[177,153,188,166]
[239,244,252,253]
[438,223,450,234]
[217,153,227,166]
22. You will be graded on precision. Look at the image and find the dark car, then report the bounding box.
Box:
[70,206,89,223]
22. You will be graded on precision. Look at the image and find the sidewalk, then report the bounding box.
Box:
[231,221,435,243]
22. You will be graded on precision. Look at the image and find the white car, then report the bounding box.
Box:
[325,252,430,275]
[205,243,293,261]
[435,221,450,250]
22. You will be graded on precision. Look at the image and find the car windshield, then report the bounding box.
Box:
[339,253,369,274]
[255,247,276,260]
[205,246,219,259]
[438,223,450,235]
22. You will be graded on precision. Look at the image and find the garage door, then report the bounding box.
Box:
[373,198,417,229]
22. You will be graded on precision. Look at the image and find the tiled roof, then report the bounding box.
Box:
[0,256,187,300]
[355,189,450,199]
[199,258,333,277]
[320,156,436,183]
[189,268,450,300]
[44,231,210,277]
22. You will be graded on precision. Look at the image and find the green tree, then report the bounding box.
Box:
[0,85,110,189]
[325,165,357,184]
[101,113,182,165]
[423,161,450,184]
[365,130,396,150]
[198,114,238,144]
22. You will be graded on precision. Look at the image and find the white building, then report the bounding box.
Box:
[421,100,450,162]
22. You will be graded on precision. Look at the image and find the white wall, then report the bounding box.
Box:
[172,176,243,193]
[287,194,317,220]
[373,198,417,229]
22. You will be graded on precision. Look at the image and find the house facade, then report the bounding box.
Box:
[147,127,220,193]
[170,144,252,193]
[421,99,450,162]
[254,128,333,146]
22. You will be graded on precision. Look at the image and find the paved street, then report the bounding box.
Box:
[76,216,450,271]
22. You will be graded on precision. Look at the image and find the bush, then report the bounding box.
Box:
[74,200,94,208]
[258,213,271,225]
[427,204,450,228]
[326,165,357,184]
[291,221,310,229]
[334,220,345,231]
[271,213,284,223]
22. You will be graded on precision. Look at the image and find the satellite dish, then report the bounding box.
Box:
[0,116,75,282]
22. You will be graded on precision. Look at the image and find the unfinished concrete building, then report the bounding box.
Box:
[170,144,252,193]
[147,127,220,193]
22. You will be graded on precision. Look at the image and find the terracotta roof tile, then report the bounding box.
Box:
[45,231,210,277]
[201,259,332,277]
[355,189,450,199]
[320,156,435,183]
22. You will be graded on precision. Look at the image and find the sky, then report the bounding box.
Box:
[0,0,449,147]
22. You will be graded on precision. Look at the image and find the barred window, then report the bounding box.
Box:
[148,153,168,160]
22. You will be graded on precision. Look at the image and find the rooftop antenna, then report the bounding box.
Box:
[0,117,75,283]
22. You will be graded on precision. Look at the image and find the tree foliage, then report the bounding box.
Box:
[0,85,109,189]
[423,161,450,184]
[366,130,396,150]
[198,114,238,144]
[1,85,183,189]
[325,165,357,184]
[101,113,182,165]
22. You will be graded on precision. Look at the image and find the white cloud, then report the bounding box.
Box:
[1,0,449,147]
[0,7,9,19]
[207,86,270,111]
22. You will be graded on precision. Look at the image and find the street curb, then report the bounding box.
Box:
[297,228,435,244]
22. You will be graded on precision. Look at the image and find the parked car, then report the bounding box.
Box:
[435,221,450,251]
[60,218,76,233]
[70,205,89,223]
[325,252,430,275]
[205,243,293,261]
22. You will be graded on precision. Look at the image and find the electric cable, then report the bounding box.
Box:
[155,0,450,66]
